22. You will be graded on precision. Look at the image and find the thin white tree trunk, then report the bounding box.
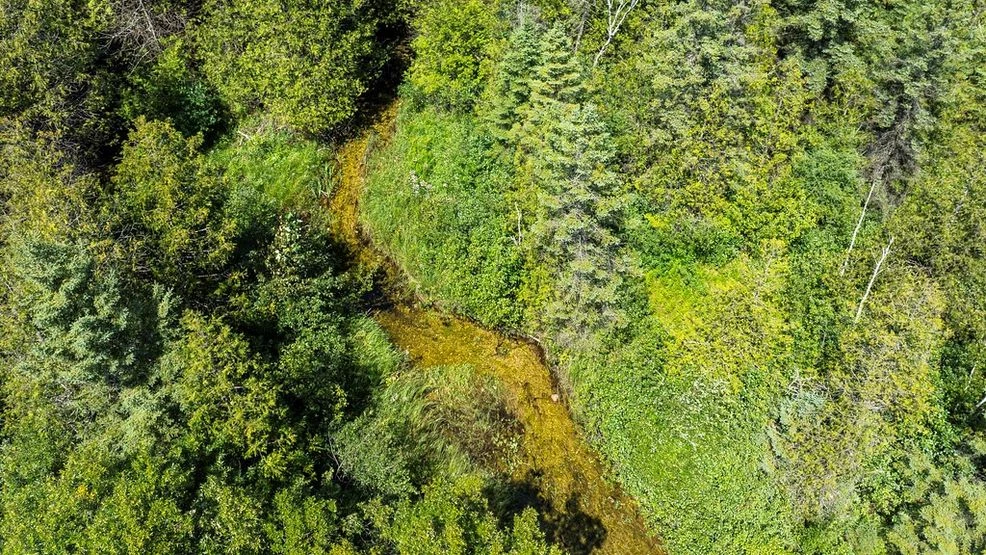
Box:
[854,236,894,323]
[974,393,986,413]
[841,179,878,276]
[593,0,640,68]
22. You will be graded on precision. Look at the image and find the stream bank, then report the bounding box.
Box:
[328,103,661,555]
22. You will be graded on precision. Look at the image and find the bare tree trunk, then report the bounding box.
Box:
[974,393,986,414]
[513,202,524,246]
[593,0,640,68]
[841,179,878,276]
[854,237,894,323]
[573,6,589,54]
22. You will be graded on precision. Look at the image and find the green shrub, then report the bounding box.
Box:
[110,118,237,288]
[407,0,507,109]
[197,0,392,134]
[121,39,224,140]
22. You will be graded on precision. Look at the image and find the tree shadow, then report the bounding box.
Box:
[485,470,607,554]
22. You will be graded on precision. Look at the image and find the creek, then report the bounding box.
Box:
[328,104,661,555]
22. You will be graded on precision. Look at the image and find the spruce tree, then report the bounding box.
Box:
[485,12,541,146]
[14,241,168,422]
[515,24,587,229]
[516,25,631,352]
[536,104,631,351]
[517,24,586,169]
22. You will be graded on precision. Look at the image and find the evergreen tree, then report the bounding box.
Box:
[484,12,541,145]
[537,105,631,350]
[16,241,168,403]
[515,24,586,231]
[516,25,631,352]
[517,24,585,168]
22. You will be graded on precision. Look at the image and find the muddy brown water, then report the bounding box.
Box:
[329,104,662,554]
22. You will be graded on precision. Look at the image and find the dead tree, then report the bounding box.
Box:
[592,0,641,67]
[854,237,895,323]
[841,179,878,276]
[104,0,186,65]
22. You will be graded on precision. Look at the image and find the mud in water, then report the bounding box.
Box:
[330,103,661,554]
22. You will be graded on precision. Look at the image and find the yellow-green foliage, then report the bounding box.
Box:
[649,251,790,392]
[361,105,523,328]
[573,253,797,554]
[0,0,121,155]
[0,137,101,243]
[407,0,507,109]
[370,475,561,555]
[111,118,237,282]
[4,0,986,552]
[197,0,390,134]
[889,99,986,419]
[209,118,333,210]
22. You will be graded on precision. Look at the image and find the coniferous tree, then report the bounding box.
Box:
[515,24,586,230]
[18,242,167,394]
[538,104,631,351]
[485,11,540,146]
[517,25,585,167]
[517,25,631,352]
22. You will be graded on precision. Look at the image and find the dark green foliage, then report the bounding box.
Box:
[0,102,556,551]
[0,1,571,551]
[884,445,986,554]
[361,1,986,553]
[16,242,167,391]
[517,27,632,351]
[365,475,561,554]
[120,39,225,140]
[483,14,541,145]
[775,0,971,182]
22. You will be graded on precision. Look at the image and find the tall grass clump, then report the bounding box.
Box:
[209,118,334,212]
[335,364,523,497]
[361,105,523,329]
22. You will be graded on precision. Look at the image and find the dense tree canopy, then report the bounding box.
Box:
[3,0,986,553]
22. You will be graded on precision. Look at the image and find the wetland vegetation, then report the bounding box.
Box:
[1,0,985,553]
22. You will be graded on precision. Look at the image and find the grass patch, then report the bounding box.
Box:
[361,105,523,329]
[209,118,333,211]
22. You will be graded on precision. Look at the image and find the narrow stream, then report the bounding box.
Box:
[328,104,662,555]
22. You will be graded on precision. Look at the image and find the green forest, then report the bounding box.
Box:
[1,0,985,553]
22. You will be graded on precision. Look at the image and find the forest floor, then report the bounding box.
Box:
[328,103,662,554]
